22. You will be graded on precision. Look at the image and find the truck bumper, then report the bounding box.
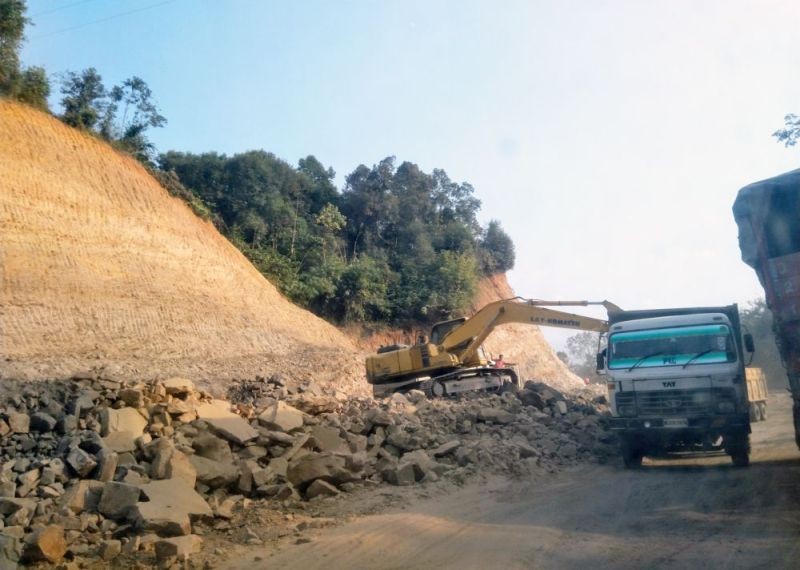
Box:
[609,413,750,433]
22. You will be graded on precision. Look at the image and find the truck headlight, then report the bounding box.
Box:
[716,401,735,414]
[618,405,636,417]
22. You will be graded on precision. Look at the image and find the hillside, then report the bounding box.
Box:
[0,101,363,392]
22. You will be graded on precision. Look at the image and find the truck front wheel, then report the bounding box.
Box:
[621,438,643,469]
[726,432,750,467]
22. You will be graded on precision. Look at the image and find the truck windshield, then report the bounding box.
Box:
[608,324,736,370]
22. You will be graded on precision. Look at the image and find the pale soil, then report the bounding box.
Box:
[223,393,800,569]
[0,101,364,393]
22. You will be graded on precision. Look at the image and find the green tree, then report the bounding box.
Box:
[315,203,346,262]
[15,65,49,109]
[60,68,106,130]
[773,113,800,148]
[564,331,603,382]
[101,77,167,163]
[479,220,515,273]
[335,257,390,322]
[0,0,26,95]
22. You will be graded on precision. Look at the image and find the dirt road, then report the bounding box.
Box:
[226,393,800,569]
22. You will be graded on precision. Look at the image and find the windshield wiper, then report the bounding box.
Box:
[628,351,665,372]
[682,349,713,369]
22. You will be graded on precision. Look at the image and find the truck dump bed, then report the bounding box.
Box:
[733,169,800,441]
[733,169,800,324]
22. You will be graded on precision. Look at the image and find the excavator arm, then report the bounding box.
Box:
[439,297,611,363]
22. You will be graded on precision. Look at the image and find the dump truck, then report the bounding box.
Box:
[746,368,768,422]
[599,304,756,467]
[366,297,618,397]
[733,168,800,446]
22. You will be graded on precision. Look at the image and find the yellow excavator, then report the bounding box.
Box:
[366,297,620,397]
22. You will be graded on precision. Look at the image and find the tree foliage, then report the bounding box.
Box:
[0,0,26,94]
[773,113,800,148]
[159,152,515,326]
[59,69,166,163]
[0,0,51,109]
[479,220,515,274]
[564,331,602,382]
[60,68,106,130]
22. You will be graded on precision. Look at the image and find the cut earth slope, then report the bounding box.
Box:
[0,101,362,392]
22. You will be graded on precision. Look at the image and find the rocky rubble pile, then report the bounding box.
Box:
[0,375,613,567]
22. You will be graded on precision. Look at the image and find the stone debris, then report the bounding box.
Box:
[22,525,66,564]
[0,374,613,566]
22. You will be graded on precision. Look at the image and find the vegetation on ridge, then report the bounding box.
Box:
[159,152,515,325]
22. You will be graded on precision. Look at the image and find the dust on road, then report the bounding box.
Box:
[225,393,800,570]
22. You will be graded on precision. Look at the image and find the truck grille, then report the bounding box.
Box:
[616,388,735,417]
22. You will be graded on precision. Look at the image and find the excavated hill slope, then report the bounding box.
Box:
[0,101,362,392]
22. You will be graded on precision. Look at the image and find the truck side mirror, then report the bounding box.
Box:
[596,351,606,374]
[744,333,755,353]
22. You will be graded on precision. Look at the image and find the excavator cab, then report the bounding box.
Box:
[430,318,467,344]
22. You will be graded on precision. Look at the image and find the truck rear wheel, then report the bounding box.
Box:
[620,438,643,469]
[759,402,768,421]
[794,401,800,451]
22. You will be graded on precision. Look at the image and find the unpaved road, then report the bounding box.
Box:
[226,393,800,569]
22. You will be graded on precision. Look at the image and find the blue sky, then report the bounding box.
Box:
[21,0,800,347]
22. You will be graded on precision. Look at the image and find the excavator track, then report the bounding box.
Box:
[421,367,519,398]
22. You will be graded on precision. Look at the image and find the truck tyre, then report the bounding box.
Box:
[749,403,758,422]
[726,432,750,467]
[621,439,643,469]
[794,402,800,451]
[754,403,763,422]
[759,402,768,421]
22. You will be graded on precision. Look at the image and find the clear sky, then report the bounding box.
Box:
[20,0,800,348]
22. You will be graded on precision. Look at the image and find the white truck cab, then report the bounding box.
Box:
[599,305,754,468]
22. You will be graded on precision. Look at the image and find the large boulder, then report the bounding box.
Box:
[98,482,141,519]
[286,453,355,490]
[189,456,238,490]
[131,479,211,537]
[197,400,258,445]
[22,526,65,564]
[258,402,305,432]
[100,407,147,438]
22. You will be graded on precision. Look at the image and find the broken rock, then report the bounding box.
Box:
[476,408,515,425]
[6,412,29,435]
[66,448,97,478]
[132,479,211,537]
[154,534,203,562]
[98,482,141,519]
[286,453,352,490]
[100,407,147,438]
[306,479,339,499]
[197,400,258,445]
[258,401,305,432]
[23,526,66,564]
